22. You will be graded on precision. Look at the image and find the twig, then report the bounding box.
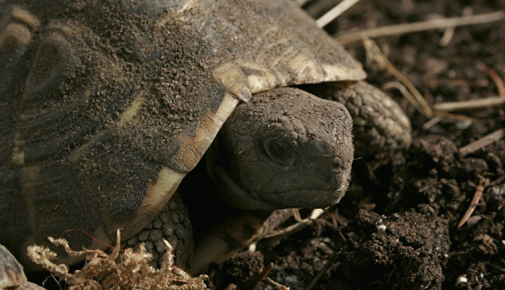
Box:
[292,208,303,222]
[459,128,505,156]
[335,11,505,45]
[480,65,505,97]
[439,26,455,46]
[306,254,338,290]
[264,277,290,290]
[382,82,481,124]
[263,208,325,239]
[422,116,443,130]
[365,38,492,123]
[42,272,63,290]
[432,110,481,123]
[457,178,488,228]
[434,64,505,112]
[382,81,427,115]
[433,96,505,111]
[240,262,274,288]
[364,38,433,117]
[316,0,360,28]
[426,79,489,88]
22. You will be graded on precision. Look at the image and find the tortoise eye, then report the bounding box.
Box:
[263,138,296,166]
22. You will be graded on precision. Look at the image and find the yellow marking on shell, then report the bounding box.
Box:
[261,30,288,52]
[288,54,324,81]
[69,89,143,163]
[155,16,169,28]
[234,60,278,94]
[68,131,105,164]
[12,151,24,165]
[77,61,122,105]
[155,0,201,27]
[178,0,200,12]
[256,35,300,83]
[204,92,240,128]
[117,90,146,127]
[270,45,295,68]
[145,167,184,210]
[93,58,124,82]
[20,165,41,241]
[321,63,366,81]
[252,29,367,85]
[124,167,185,239]
[0,245,27,285]
[105,61,124,82]
[1,6,41,29]
[173,93,239,172]
[213,63,252,102]
[0,23,32,50]
[12,133,25,165]
[45,21,83,38]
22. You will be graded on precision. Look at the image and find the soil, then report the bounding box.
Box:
[212,0,505,289]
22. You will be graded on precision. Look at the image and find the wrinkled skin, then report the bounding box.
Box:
[208,87,354,210]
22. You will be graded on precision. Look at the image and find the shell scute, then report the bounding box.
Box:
[0,0,366,268]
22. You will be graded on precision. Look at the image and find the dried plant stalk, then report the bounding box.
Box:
[336,11,505,45]
[27,230,207,290]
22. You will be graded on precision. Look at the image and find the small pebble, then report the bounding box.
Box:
[456,275,468,284]
[377,224,387,232]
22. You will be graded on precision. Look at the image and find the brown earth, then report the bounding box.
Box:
[213,0,505,289]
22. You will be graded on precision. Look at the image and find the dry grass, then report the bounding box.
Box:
[27,230,207,290]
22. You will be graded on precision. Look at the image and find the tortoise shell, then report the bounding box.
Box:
[0,0,365,267]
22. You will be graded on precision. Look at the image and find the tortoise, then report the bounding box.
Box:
[0,0,411,285]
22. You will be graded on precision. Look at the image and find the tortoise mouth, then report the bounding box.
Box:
[211,163,347,210]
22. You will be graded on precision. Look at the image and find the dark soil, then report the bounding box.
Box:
[214,0,505,289]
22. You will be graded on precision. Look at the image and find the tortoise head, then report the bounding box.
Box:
[207,87,354,210]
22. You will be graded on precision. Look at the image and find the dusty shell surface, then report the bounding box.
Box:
[0,0,365,269]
